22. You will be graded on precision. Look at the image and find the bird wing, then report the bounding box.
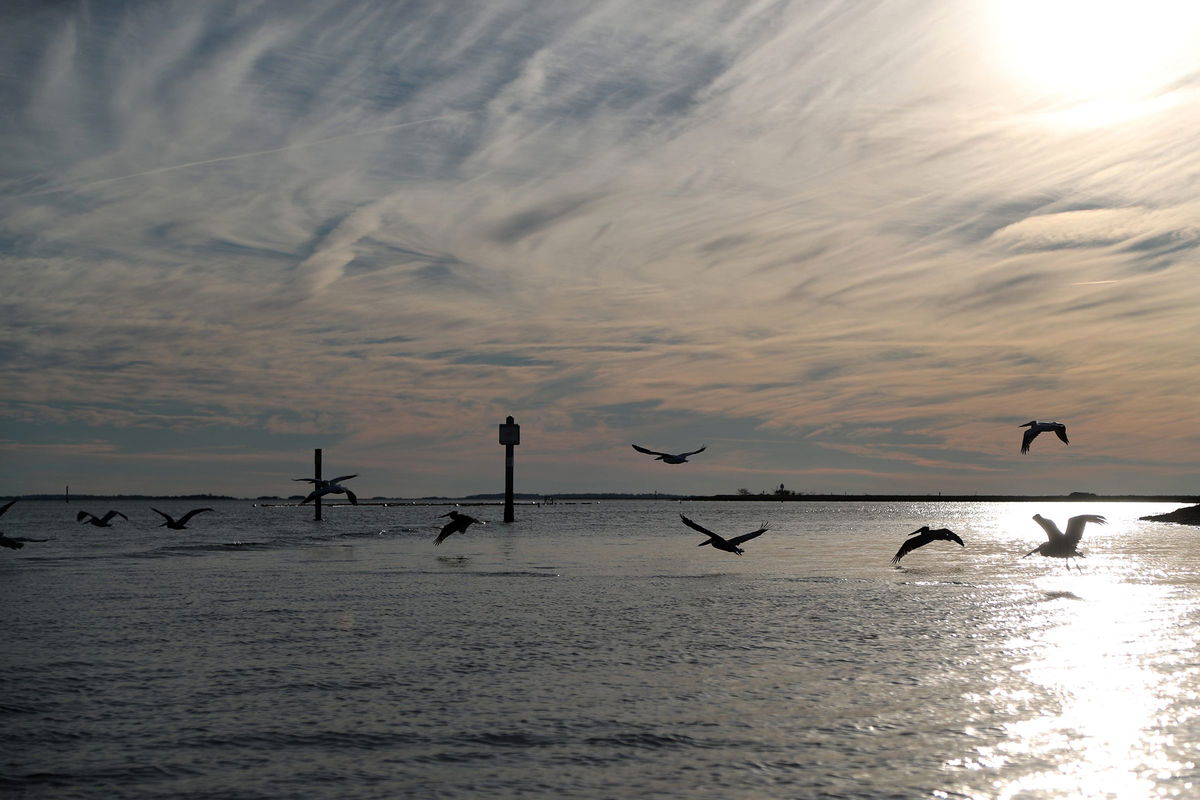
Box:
[632,444,668,457]
[935,529,965,547]
[1064,514,1105,547]
[0,498,16,518]
[1032,514,1064,544]
[101,510,127,523]
[293,478,318,483]
[679,446,707,458]
[150,508,173,523]
[343,489,358,505]
[728,525,769,547]
[328,474,357,484]
[1054,425,1069,445]
[76,511,94,522]
[891,533,930,564]
[178,508,213,525]
[434,520,460,545]
[678,514,717,538]
[1020,427,1040,454]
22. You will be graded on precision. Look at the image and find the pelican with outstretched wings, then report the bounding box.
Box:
[294,474,359,505]
[1019,421,1069,454]
[632,444,706,464]
[434,510,483,546]
[151,507,214,530]
[76,510,128,527]
[679,514,769,555]
[1023,513,1106,570]
[891,526,965,565]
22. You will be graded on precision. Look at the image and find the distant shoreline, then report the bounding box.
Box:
[7,492,1199,503]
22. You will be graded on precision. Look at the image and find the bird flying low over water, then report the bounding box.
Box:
[632,444,706,464]
[151,508,213,530]
[1023,513,1106,570]
[76,510,128,527]
[294,474,358,505]
[679,514,769,555]
[1019,421,1069,454]
[891,526,965,565]
[434,510,483,546]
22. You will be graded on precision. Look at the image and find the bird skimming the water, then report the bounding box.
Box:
[435,510,483,546]
[77,510,128,527]
[1019,421,1069,454]
[632,444,706,464]
[679,514,769,555]
[1023,513,1106,570]
[294,474,358,505]
[891,526,965,565]
[152,507,213,530]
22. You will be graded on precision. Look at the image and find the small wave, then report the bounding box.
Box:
[583,731,720,750]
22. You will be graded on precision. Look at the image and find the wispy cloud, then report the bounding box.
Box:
[2,1,1199,496]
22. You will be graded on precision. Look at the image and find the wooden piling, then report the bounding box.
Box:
[314,448,322,521]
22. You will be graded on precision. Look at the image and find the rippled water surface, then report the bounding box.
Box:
[4,499,1200,799]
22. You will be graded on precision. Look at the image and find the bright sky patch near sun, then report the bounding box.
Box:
[1,0,1199,498]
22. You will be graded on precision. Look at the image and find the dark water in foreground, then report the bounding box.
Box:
[4,499,1200,799]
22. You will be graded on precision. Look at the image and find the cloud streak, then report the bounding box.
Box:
[2,1,1199,496]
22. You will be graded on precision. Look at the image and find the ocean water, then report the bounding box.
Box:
[4,498,1200,799]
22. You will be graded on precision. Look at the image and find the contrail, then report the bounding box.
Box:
[13,113,468,199]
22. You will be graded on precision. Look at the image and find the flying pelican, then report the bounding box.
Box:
[294,474,358,505]
[679,513,769,555]
[891,526,965,565]
[151,507,213,530]
[632,444,706,464]
[76,510,128,527]
[1023,513,1106,570]
[434,510,483,546]
[0,531,50,549]
[1019,421,1069,454]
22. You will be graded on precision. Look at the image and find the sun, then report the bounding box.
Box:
[984,0,1200,104]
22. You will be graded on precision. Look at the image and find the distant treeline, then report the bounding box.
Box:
[17,493,239,501]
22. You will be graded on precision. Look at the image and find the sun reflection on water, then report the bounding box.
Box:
[970,576,1196,799]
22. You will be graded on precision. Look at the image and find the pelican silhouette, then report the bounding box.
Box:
[1019,421,1069,454]
[76,510,128,527]
[891,526,965,565]
[1023,513,1106,570]
[0,532,50,549]
[434,510,483,546]
[679,514,769,555]
[151,507,213,530]
[294,474,358,505]
[632,444,706,464]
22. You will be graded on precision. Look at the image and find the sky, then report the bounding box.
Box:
[3,0,1200,498]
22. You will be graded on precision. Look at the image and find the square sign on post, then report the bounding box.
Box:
[499,417,520,445]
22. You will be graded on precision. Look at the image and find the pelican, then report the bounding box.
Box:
[679,514,769,555]
[294,474,358,505]
[1023,513,1106,570]
[1019,420,1069,454]
[76,510,128,527]
[632,444,706,464]
[891,526,965,565]
[0,532,50,549]
[434,510,483,546]
[151,507,213,530]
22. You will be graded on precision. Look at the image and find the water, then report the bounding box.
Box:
[4,498,1200,799]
